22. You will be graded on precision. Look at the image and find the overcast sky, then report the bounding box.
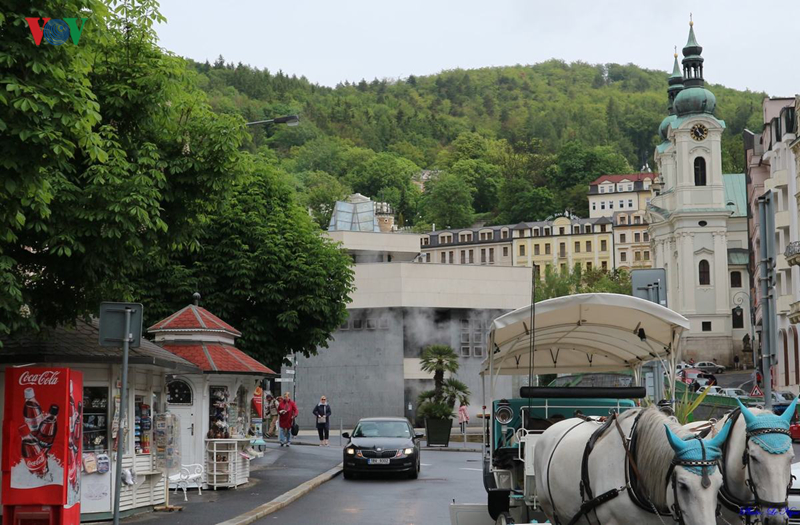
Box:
[156,0,799,97]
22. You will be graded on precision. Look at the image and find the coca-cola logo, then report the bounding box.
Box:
[19,371,60,386]
[27,452,46,469]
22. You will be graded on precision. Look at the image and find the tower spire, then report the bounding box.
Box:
[682,16,704,88]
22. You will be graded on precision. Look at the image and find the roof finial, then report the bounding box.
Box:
[193,292,201,305]
[674,45,678,58]
[689,13,693,26]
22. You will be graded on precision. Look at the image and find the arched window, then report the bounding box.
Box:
[694,157,707,186]
[730,271,742,288]
[698,260,710,285]
[166,379,193,405]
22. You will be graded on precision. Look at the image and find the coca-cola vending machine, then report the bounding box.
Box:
[2,368,83,525]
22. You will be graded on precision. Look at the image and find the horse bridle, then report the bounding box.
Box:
[719,409,795,522]
[664,437,721,525]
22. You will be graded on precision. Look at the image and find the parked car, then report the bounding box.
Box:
[751,392,795,415]
[786,462,800,515]
[698,385,724,396]
[694,361,725,374]
[342,417,423,479]
[720,388,748,398]
[675,362,691,372]
[677,368,709,386]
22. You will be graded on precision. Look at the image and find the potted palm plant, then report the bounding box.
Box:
[417,345,471,447]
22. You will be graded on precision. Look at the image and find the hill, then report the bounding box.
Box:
[192,57,765,228]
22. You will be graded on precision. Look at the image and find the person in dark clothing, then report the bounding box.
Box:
[312,395,332,446]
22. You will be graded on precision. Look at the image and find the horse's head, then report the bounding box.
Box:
[735,398,798,525]
[664,420,733,525]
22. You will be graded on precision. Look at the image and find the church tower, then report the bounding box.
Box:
[648,20,747,363]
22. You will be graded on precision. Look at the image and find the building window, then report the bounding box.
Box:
[501,230,508,239]
[421,238,429,246]
[730,271,742,288]
[449,251,454,264]
[620,252,627,262]
[503,246,508,257]
[694,157,707,186]
[634,233,641,243]
[644,251,650,261]
[473,346,484,357]
[544,228,551,236]
[732,308,744,329]
[643,232,649,241]
[461,332,470,343]
[620,234,626,243]
[559,227,565,235]
[586,241,592,251]
[634,216,641,225]
[574,241,580,253]
[480,249,486,263]
[461,250,466,264]
[559,243,566,257]
[534,244,540,255]
[602,261,608,270]
[592,202,596,211]
[600,240,607,251]
[574,226,580,234]
[619,216,626,225]
[366,319,377,330]
[489,248,494,263]
[441,252,446,264]
[167,380,193,405]
[635,251,641,261]
[460,346,471,357]
[601,202,606,210]
[469,250,474,264]
[533,228,539,237]
[519,244,526,256]
[560,263,567,273]
[353,319,363,330]
[340,319,349,330]
[609,201,614,209]
[585,225,591,233]
[600,225,607,233]
[545,244,551,255]
[586,262,592,271]
[426,253,431,263]
[379,318,389,329]
[619,200,624,209]
[702,321,712,332]
[699,259,710,285]
[628,199,633,208]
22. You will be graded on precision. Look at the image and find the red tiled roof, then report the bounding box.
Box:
[589,173,656,185]
[161,343,275,375]
[148,305,241,336]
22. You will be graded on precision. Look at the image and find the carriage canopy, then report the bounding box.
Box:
[482,293,690,376]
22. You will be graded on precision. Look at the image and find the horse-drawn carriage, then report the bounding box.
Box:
[450,293,798,525]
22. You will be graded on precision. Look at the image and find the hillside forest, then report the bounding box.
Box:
[195,56,765,229]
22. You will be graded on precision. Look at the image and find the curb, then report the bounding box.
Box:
[421,447,481,453]
[215,463,342,525]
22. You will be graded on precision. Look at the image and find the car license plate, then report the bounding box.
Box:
[368,458,390,465]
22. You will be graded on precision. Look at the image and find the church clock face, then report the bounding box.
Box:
[690,123,709,141]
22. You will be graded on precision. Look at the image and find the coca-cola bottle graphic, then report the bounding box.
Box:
[67,380,80,490]
[19,424,48,478]
[23,387,44,435]
[37,404,59,451]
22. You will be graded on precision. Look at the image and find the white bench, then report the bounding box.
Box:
[168,464,204,501]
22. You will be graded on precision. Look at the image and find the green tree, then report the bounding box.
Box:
[449,159,500,213]
[347,152,421,223]
[552,141,632,190]
[498,182,556,224]
[133,165,355,368]
[534,264,631,302]
[298,171,351,228]
[417,345,470,420]
[422,173,474,229]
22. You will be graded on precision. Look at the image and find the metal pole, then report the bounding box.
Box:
[339,418,343,447]
[766,192,778,406]
[113,307,132,525]
[758,195,774,410]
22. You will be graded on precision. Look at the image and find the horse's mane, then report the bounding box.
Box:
[627,407,695,511]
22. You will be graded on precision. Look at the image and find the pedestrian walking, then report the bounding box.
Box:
[734,355,740,370]
[312,395,332,446]
[278,392,298,447]
[689,357,695,365]
[265,394,280,437]
[458,404,469,434]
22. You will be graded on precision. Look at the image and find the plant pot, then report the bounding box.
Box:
[424,418,453,446]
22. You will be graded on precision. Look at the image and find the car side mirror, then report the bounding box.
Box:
[341,432,350,439]
[415,433,424,440]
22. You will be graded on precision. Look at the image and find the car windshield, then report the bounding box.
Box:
[353,421,411,438]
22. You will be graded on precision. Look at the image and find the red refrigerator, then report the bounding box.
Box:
[2,368,83,525]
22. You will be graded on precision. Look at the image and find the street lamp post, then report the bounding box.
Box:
[245,115,300,127]
[732,291,756,373]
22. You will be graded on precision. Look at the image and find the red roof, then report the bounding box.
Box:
[589,173,655,186]
[161,343,275,375]
[148,305,241,336]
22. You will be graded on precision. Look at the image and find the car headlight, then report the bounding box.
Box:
[403,448,414,455]
[346,447,356,455]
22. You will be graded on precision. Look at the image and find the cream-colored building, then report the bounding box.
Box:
[647,24,749,365]
[613,211,652,270]
[419,215,615,274]
[588,173,654,219]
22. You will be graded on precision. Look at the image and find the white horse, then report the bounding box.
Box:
[534,407,733,525]
[685,398,798,525]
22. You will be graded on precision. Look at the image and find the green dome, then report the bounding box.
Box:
[674,87,716,116]
[659,115,677,141]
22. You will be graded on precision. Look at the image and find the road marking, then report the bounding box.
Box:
[460,468,483,471]
[421,463,433,466]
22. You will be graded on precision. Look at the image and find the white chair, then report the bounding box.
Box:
[168,464,204,501]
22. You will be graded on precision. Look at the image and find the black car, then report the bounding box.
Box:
[342,417,423,479]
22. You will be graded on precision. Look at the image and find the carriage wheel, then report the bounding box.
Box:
[495,512,514,524]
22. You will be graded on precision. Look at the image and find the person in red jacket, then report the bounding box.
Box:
[278,392,299,447]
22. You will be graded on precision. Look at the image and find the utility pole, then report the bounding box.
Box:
[757,192,777,410]
[632,269,668,403]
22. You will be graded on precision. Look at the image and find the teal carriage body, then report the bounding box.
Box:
[451,293,690,525]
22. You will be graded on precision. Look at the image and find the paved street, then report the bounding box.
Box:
[253,449,484,525]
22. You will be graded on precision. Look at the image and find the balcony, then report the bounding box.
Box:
[786,241,800,267]
[775,209,791,230]
[773,169,789,188]
[791,301,800,324]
